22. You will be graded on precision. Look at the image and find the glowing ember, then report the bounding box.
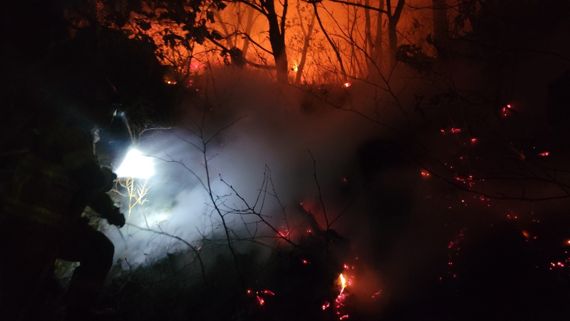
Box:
[549,261,566,270]
[322,301,331,311]
[470,137,479,145]
[445,229,465,280]
[505,212,519,221]
[454,175,475,188]
[116,148,155,179]
[343,82,352,88]
[477,195,492,207]
[538,151,550,157]
[371,290,382,300]
[261,289,275,296]
[500,103,514,118]
[277,229,290,238]
[420,169,431,178]
[521,231,537,240]
[565,239,570,246]
[302,259,310,265]
[247,288,276,307]
[440,127,463,135]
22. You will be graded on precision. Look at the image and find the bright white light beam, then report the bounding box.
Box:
[116,148,155,179]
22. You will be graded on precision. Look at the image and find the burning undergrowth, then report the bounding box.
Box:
[96,66,570,321]
[99,69,392,320]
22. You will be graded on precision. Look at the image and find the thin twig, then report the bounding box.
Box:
[126,223,207,283]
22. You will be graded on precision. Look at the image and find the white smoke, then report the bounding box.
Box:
[103,68,381,267]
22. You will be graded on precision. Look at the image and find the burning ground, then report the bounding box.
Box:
[96,64,570,321]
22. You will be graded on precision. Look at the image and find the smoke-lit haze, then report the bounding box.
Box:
[104,68,382,268]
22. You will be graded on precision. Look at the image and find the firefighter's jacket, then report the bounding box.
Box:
[1,123,118,229]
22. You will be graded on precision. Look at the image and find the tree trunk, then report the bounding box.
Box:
[432,0,449,58]
[372,0,384,77]
[364,0,373,55]
[364,0,374,77]
[374,0,384,65]
[215,12,234,47]
[296,13,316,84]
[388,20,397,68]
[241,7,256,57]
[265,0,289,83]
[268,20,288,83]
[313,2,347,80]
[386,0,405,69]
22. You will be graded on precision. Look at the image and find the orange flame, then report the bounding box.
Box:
[338,273,347,295]
[292,63,299,73]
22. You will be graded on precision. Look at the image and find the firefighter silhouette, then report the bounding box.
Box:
[0,114,126,321]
